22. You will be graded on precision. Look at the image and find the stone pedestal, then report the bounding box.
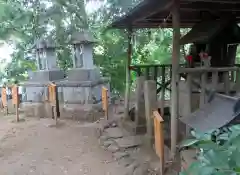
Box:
[23,69,64,102]
[144,80,157,148]
[61,68,109,104]
[21,69,64,118]
[58,67,109,122]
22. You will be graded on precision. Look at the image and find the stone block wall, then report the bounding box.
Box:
[62,83,110,104]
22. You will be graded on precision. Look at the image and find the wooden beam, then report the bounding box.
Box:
[178,67,239,73]
[170,0,180,158]
[133,0,173,24]
[180,2,240,11]
[183,0,240,4]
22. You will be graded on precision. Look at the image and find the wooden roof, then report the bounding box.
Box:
[179,18,240,44]
[110,0,240,29]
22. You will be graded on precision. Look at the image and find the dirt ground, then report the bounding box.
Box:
[0,114,127,175]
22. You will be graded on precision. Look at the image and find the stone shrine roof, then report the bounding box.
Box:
[71,30,96,44]
[32,38,56,50]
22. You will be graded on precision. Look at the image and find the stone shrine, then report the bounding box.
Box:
[23,38,64,102]
[59,30,109,105]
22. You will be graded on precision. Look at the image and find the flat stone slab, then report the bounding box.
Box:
[107,144,119,153]
[103,140,114,148]
[115,136,142,149]
[118,157,134,167]
[105,127,123,138]
[113,151,129,160]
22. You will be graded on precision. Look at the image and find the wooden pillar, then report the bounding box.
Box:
[200,72,207,108]
[185,73,192,136]
[124,29,133,119]
[212,71,219,89]
[171,0,180,158]
[236,69,240,92]
[223,71,230,95]
[160,66,165,118]
[144,80,157,148]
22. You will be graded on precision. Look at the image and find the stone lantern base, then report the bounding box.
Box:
[58,68,110,122]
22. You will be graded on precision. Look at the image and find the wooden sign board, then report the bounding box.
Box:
[101,87,108,120]
[1,87,7,107]
[153,110,164,175]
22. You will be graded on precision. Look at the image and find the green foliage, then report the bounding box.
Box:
[0,0,185,94]
[180,125,240,175]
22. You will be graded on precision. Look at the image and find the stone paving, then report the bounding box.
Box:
[97,118,160,175]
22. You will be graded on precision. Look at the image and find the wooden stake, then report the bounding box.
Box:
[102,87,109,120]
[12,85,19,122]
[124,29,133,119]
[153,110,164,175]
[171,0,180,158]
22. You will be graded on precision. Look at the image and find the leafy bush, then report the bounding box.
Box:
[180,125,240,175]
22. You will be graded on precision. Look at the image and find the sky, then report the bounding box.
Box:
[0,0,103,63]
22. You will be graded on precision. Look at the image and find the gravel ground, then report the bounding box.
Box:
[0,116,126,175]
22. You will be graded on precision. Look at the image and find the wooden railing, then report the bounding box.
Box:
[178,66,240,135]
[130,64,186,95]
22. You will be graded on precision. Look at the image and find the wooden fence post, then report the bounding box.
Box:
[1,87,8,115]
[48,82,59,125]
[153,110,164,175]
[12,85,20,122]
[102,87,109,120]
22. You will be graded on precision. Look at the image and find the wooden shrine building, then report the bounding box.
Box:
[109,0,240,159]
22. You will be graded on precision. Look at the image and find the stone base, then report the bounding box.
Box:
[31,69,65,81]
[121,120,146,135]
[61,80,110,104]
[67,68,100,81]
[21,102,47,118]
[62,104,102,122]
